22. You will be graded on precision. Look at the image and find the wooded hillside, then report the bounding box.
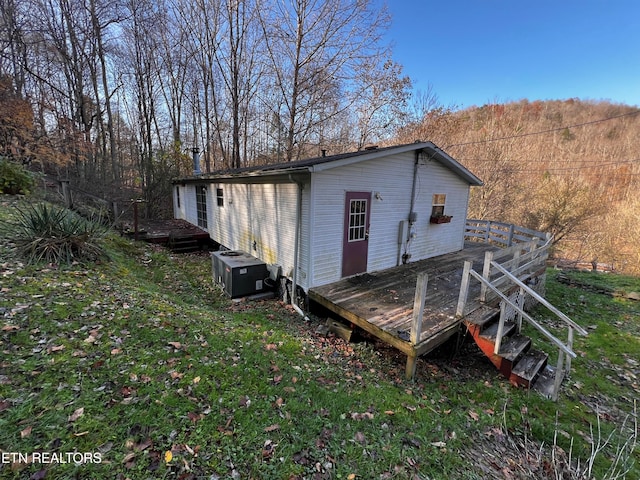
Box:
[0,0,408,215]
[1,0,638,273]
[397,99,640,274]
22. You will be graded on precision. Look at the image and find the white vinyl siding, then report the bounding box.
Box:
[174,145,477,293]
[309,152,415,287]
[307,152,471,288]
[200,181,307,289]
[411,161,470,259]
[173,185,186,220]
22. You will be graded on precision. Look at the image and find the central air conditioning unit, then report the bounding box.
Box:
[211,250,269,298]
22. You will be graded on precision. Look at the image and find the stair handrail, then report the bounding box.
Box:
[466,267,578,358]
[458,228,585,399]
[490,261,588,337]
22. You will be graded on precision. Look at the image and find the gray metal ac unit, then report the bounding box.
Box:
[211,250,269,298]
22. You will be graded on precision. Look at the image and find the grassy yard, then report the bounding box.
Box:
[0,195,638,479]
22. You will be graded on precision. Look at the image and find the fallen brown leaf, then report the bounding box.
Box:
[188,412,203,423]
[122,452,136,467]
[20,425,32,438]
[135,438,153,451]
[261,439,276,458]
[68,407,84,422]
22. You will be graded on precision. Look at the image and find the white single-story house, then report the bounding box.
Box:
[172,142,483,297]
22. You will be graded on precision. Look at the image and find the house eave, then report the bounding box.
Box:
[172,168,311,185]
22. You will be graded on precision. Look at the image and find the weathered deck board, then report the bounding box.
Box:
[309,242,499,358]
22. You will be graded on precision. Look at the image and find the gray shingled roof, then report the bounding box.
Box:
[174,141,483,186]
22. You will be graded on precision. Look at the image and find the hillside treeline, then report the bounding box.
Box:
[0,0,408,214]
[1,0,638,273]
[397,99,640,274]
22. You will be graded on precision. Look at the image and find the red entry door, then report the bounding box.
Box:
[342,191,371,277]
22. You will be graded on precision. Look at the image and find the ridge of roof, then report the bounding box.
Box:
[212,142,431,176]
[173,141,482,186]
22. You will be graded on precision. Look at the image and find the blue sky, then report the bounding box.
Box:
[383,1,640,110]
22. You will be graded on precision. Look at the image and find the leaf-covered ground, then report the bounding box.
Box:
[0,195,638,479]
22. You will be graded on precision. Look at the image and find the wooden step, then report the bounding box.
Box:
[532,365,563,399]
[480,321,516,342]
[497,334,531,362]
[169,237,200,252]
[511,349,548,387]
[463,306,500,328]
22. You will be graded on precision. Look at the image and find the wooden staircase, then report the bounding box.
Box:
[464,306,560,398]
[168,232,201,253]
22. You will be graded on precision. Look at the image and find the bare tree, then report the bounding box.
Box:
[214,0,261,168]
[352,58,411,149]
[258,0,391,161]
[0,0,29,96]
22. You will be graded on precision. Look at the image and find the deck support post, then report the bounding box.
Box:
[566,327,574,375]
[516,287,525,333]
[480,251,494,302]
[456,261,473,317]
[494,301,506,355]
[61,179,72,208]
[405,354,418,380]
[507,224,515,246]
[410,273,428,344]
[552,351,565,401]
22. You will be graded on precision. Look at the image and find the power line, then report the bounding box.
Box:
[461,158,640,175]
[462,157,639,167]
[446,109,640,149]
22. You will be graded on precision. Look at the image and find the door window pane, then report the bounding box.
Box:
[348,199,367,241]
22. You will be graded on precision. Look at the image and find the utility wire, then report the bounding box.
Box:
[463,157,639,167]
[513,161,640,174]
[446,109,640,149]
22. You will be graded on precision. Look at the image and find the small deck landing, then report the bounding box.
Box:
[122,219,211,251]
[309,242,498,372]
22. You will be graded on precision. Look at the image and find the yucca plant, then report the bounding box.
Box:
[3,203,108,264]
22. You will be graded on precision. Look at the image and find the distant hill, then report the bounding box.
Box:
[396,99,640,274]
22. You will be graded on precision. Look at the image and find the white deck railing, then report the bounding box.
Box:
[464,219,549,248]
[456,220,588,400]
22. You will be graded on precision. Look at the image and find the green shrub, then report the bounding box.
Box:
[3,203,108,264]
[0,157,35,194]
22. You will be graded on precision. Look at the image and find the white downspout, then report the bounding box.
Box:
[289,175,309,320]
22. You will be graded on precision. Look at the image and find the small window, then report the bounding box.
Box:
[431,193,446,217]
[175,186,181,208]
[216,188,224,207]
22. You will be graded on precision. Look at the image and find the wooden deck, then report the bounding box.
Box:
[309,242,499,376]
